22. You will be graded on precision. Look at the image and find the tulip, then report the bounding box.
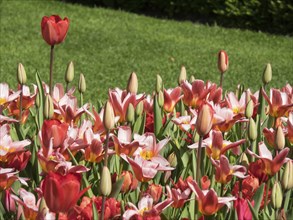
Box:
[262,63,272,85]
[201,175,211,190]
[100,166,112,196]
[41,15,69,46]
[275,126,285,150]
[145,184,163,203]
[126,103,135,123]
[135,101,144,116]
[120,171,138,193]
[178,66,187,85]
[41,171,87,213]
[166,185,191,208]
[17,63,27,85]
[248,118,257,141]
[44,94,54,119]
[245,99,254,118]
[65,61,74,84]
[196,103,214,136]
[163,87,182,112]
[234,198,253,220]
[281,160,293,190]
[78,73,86,94]
[156,74,163,93]
[127,72,138,94]
[218,50,229,74]
[103,101,115,131]
[272,181,282,209]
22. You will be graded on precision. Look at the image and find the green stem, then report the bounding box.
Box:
[196,136,203,183]
[264,180,270,211]
[49,45,54,96]
[100,196,107,220]
[65,82,69,93]
[55,212,59,220]
[220,73,224,88]
[220,183,224,197]
[19,84,23,123]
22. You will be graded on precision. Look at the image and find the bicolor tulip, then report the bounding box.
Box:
[41,171,88,213]
[262,88,293,118]
[247,142,290,176]
[196,103,214,136]
[145,184,163,203]
[211,155,247,184]
[166,185,191,208]
[0,168,27,192]
[181,80,210,108]
[0,83,20,107]
[41,15,69,46]
[120,171,138,193]
[163,87,182,112]
[234,198,253,220]
[112,126,139,156]
[218,50,229,74]
[188,180,235,216]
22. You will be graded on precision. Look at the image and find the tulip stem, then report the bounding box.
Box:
[55,212,59,220]
[49,45,54,96]
[101,130,110,220]
[264,180,270,211]
[220,73,224,88]
[196,136,203,183]
[19,84,23,123]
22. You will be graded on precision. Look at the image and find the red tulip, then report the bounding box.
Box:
[41,171,87,213]
[41,15,69,46]
[41,119,68,149]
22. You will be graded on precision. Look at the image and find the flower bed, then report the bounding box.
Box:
[0,15,292,220]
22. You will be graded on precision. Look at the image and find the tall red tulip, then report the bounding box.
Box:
[41,15,69,46]
[41,172,87,213]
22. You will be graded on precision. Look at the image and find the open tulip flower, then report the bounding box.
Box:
[0,83,20,107]
[189,130,245,160]
[163,87,182,113]
[262,88,293,118]
[123,194,173,220]
[188,180,235,216]
[247,142,290,176]
[211,155,247,184]
[0,168,27,192]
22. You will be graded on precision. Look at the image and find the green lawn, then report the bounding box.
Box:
[0,0,292,103]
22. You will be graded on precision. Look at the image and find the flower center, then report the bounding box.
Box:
[0,98,7,105]
[140,150,154,160]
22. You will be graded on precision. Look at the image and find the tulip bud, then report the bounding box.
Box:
[100,166,112,196]
[262,63,272,85]
[44,95,54,119]
[281,160,293,190]
[196,104,213,136]
[239,152,249,168]
[65,61,74,83]
[275,126,285,150]
[35,92,41,109]
[248,118,257,141]
[156,74,163,93]
[17,63,27,85]
[135,101,143,116]
[158,90,164,107]
[103,101,115,130]
[178,66,187,85]
[272,181,283,209]
[3,189,16,213]
[167,152,177,167]
[126,103,135,123]
[190,75,195,83]
[245,100,254,118]
[218,50,229,73]
[78,73,86,93]
[127,72,138,94]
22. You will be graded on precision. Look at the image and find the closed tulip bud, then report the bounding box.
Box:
[17,63,27,85]
[196,104,214,136]
[127,72,138,94]
[158,90,164,107]
[44,95,54,119]
[126,103,135,123]
[272,181,282,209]
[239,152,249,168]
[35,92,41,109]
[245,100,254,118]
[65,61,74,83]
[135,101,143,116]
[275,126,285,150]
[156,74,163,93]
[103,101,115,130]
[100,166,112,196]
[218,50,229,73]
[167,152,177,167]
[178,66,187,85]
[248,118,257,141]
[282,160,293,190]
[78,73,86,93]
[262,63,272,85]
[190,75,196,83]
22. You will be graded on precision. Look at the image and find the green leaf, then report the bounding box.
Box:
[35,71,44,130]
[252,183,265,213]
[92,199,99,220]
[154,95,163,136]
[109,177,124,198]
[248,200,259,220]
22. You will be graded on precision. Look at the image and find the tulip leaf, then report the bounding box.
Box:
[252,182,265,214]
[283,189,291,212]
[35,71,44,130]
[133,113,146,135]
[92,200,99,220]
[109,177,124,198]
[247,200,259,220]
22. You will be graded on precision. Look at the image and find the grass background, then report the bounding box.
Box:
[0,0,292,103]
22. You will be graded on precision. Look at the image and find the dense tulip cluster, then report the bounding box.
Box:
[0,14,292,220]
